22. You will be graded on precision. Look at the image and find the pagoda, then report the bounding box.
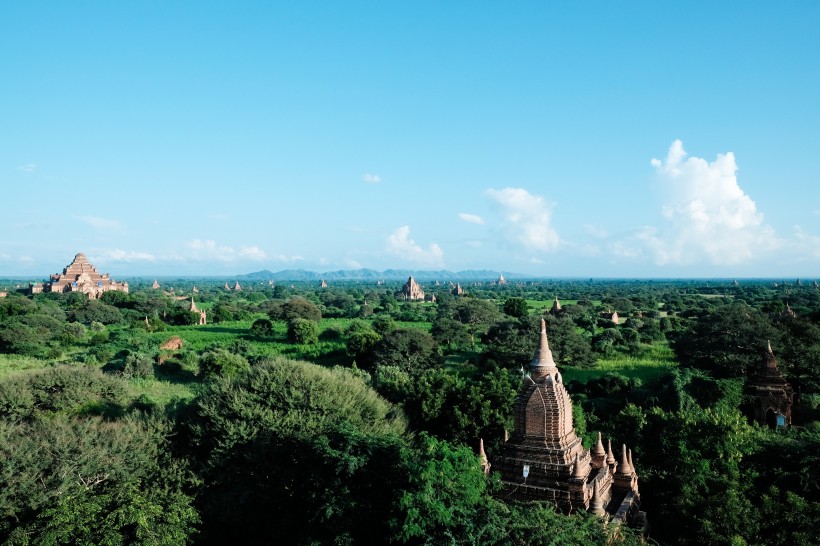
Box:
[401,276,425,301]
[188,298,207,325]
[747,342,793,428]
[29,253,128,299]
[493,319,644,524]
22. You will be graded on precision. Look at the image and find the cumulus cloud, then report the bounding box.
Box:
[585,224,609,239]
[458,212,485,225]
[486,187,560,252]
[272,254,304,263]
[362,173,381,184]
[641,140,780,265]
[186,239,267,262]
[793,226,820,260]
[386,226,444,267]
[90,249,156,262]
[78,215,121,230]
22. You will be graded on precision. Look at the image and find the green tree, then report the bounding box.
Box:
[249,318,274,338]
[0,416,198,544]
[372,328,439,373]
[198,348,250,379]
[274,297,322,322]
[288,317,319,344]
[449,298,502,348]
[673,302,780,379]
[502,297,529,318]
[185,358,407,545]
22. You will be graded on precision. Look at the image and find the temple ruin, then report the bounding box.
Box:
[188,298,207,325]
[492,319,645,526]
[402,276,425,301]
[29,253,128,299]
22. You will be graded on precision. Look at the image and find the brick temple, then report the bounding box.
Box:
[29,252,128,299]
[492,319,646,526]
[401,276,425,301]
[747,342,793,428]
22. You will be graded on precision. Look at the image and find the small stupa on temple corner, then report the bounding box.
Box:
[492,319,646,527]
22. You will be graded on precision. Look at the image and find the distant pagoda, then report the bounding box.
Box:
[29,252,128,300]
[402,276,425,301]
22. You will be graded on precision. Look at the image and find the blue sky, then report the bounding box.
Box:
[2,2,819,277]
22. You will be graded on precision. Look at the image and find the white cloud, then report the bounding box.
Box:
[793,226,820,260]
[186,239,267,262]
[273,254,304,263]
[78,215,122,230]
[585,224,609,239]
[486,187,560,252]
[386,226,444,267]
[458,212,485,225]
[344,259,363,269]
[238,246,266,260]
[641,140,780,265]
[362,173,381,184]
[91,249,156,262]
[17,164,36,173]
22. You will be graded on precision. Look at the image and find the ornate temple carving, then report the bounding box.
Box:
[492,319,645,526]
[29,253,128,299]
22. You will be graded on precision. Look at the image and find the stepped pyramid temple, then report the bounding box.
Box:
[402,276,425,301]
[747,342,793,428]
[492,319,645,526]
[30,253,128,299]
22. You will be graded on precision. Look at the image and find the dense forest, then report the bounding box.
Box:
[0,277,818,545]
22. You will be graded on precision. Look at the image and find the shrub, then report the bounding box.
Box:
[288,318,319,344]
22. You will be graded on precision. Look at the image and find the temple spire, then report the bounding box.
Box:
[530,318,558,377]
[618,444,634,476]
[765,341,778,369]
[606,438,616,466]
[572,453,586,479]
[590,480,606,516]
[479,438,491,476]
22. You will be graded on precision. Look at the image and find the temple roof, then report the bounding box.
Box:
[530,318,558,377]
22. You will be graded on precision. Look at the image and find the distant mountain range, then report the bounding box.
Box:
[237,268,520,282]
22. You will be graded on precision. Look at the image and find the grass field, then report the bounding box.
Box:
[562,342,677,384]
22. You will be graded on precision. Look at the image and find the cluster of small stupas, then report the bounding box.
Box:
[29,253,128,299]
[490,319,645,526]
